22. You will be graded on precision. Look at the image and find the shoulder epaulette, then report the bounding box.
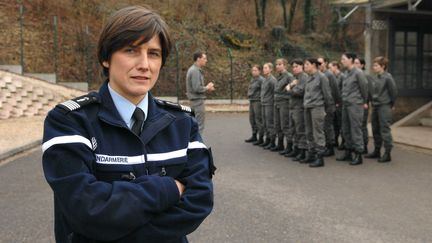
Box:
[155,99,194,116]
[57,93,99,113]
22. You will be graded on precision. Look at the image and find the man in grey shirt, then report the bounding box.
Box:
[186,52,215,135]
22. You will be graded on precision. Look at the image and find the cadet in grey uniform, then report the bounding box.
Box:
[318,57,340,157]
[186,51,215,135]
[329,61,345,149]
[245,64,264,143]
[273,58,294,153]
[337,53,368,166]
[285,59,308,161]
[258,63,277,148]
[354,57,371,154]
[365,56,397,162]
[302,58,334,168]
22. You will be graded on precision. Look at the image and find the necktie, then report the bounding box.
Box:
[131,107,145,136]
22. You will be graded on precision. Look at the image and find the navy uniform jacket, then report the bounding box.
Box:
[42,82,215,243]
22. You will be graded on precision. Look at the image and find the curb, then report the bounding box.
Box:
[0,140,41,161]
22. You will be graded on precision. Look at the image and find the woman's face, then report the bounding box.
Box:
[341,54,353,68]
[251,67,260,77]
[263,64,272,76]
[304,61,315,74]
[372,62,385,74]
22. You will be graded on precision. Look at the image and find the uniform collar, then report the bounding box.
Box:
[107,83,148,129]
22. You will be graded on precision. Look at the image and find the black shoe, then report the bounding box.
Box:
[263,139,275,150]
[260,138,270,147]
[253,135,264,146]
[378,151,391,163]
[365,148,381,159]
[309,155,324,167]
[285,146,298,157]
[245,133,257,143]
[271,137,284,151]
[300,151,315,163]
[280,143,293,155]
[292,149,306,161]
[350,152,363,165]
[323,146,335,157]
[336,150,352,161]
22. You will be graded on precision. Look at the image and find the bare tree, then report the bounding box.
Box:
[288,0,298,32]
[254,0,267,28]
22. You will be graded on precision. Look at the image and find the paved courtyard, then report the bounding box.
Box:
[1,113,432,242]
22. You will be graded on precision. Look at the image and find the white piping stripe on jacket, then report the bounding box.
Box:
[42,136,207,164]
[42,135,92,153]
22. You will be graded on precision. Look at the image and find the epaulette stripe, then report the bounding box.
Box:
[61,100,80,111]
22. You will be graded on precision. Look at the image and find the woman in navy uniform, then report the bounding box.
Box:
[42,6,214,243]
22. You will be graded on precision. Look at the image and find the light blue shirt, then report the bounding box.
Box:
[108,83,148,130]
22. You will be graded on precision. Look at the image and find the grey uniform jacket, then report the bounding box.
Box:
[186,64,206,100]
[248,76,264,101]
[303,72,333,108]
[341,67,368,105]
[335,72,346,92]
[370,71,398,107]
[288,72,308,109]
[274,71,294,101]
[261,74,277,105]
[324,70,340,105]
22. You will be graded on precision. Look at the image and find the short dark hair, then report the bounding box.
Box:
[373,56,389,70]
[193,51,205,61]
[97,6,172,77]
[251,64,261,71]
[343,52,357,63]
[305,58,320,67]
[290,59,303,66]
[318,56,329,64]
[330,61,341,69]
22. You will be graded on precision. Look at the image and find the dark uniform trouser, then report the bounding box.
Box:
[304,106,326,154]
[334,106,343,144]
[262,104,275,139]
[371,104,393,150]
[324,108,336,146]
[342,104,364,153]
[249,100,263,135]
[291,108,306,149]
[362,107,369,146]
[190,99,205,135]
[274,100,290,140]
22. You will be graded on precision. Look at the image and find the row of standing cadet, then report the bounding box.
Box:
[245,53,398,168]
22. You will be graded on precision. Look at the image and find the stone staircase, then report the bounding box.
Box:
[0,70,85,120]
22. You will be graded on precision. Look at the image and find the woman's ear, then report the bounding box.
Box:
[102,61,109,68]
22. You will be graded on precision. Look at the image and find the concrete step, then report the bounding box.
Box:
[419,117,432,127]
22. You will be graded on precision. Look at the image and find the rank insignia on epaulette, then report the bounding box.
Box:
[57,94,99,112]
[155,99,194,116]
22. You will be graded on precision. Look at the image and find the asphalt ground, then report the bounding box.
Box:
[1,113,432,243]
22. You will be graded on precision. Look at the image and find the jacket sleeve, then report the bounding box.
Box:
[42,109,181,241]
[290,76,305,97]
[124,118,214,242]
[328,73,341,104]
[357,71,369,104]
[321,75,334,109]
[386,74,398,107]
[189,69,207,94]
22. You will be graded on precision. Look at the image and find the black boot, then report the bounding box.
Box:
[292,149,306,161]
[259,137,270,147]
[280,142,293,155]
[309,154,324,167]
[365,147,381,159]
[245,133,257,143]
[350,152,363,165]
[263,138,275,150]
[323,145,335,157]
[378,149,391,163]
[270,137,284,151]
[285,146,299,157]
[336,149,352,161]
[300,151,315,164]
[253,134,264,146]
